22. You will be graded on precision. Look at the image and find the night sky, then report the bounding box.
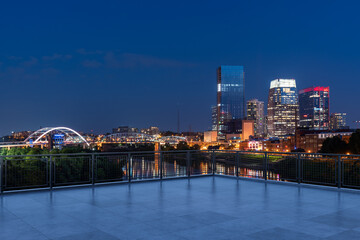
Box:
[1,0,360,136]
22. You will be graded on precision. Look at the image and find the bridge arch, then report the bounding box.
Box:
[24,127,90,146]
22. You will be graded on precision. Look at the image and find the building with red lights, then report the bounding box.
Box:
[299,86,330,130]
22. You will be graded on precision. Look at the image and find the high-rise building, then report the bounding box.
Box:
[299,87,330,130]
[267,79,299,137]
[330,113,347,130]
[247,99,265,137]
[216,65,245,138]
[211,106,217,131]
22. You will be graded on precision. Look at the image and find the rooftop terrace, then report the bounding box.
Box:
[1,150,360,239]
[2,176,360,240]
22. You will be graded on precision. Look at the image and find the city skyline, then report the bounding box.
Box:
[1,1,360,136]
[0,71,353,136]
[2,2,360,240]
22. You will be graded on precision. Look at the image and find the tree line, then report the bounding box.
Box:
[320,130,360,154]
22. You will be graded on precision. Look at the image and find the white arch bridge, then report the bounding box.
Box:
[23,127,90,147]
[0,127,90,148]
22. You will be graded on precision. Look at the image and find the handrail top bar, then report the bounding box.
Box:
[1,150,360,159]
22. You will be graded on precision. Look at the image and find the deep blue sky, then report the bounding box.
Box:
[1,0,360,136]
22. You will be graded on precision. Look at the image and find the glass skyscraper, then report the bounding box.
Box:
[299,87,330,130]
[216,66,245,137]
[267,79,299,137]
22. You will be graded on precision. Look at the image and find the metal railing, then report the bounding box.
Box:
[1,150,360,193]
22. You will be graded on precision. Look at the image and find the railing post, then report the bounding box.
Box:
[264,153,267,181]
[91,153,95,185]
[128,153,132,183]
[49,156,53,190]
[159,152,163,180]
[0,156,3,194]
[297,153,301,184]
[235,152,239,178]
[187,151,191,178]
[337,155,341,189]
[212,151,215,175]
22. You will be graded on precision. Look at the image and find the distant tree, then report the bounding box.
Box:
[27,148,43,156]
[161,131,178,136]
[320,136,349,154]
[161,143,175,151]
[349,130,360,154]
[207,145,220,150]
[50,148,60,154]
[225,144,236,150]
[191,144,200,150]
[0,148,8,156]
[291,148,305,153]
[176,141,190,150]
[59,146,90,154]
[133,143,154,152]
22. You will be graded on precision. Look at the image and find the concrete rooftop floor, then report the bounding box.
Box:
[1,177,360,240]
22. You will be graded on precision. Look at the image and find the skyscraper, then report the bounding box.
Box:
[216,66,245,138]
[211,105,217,131]
[330,113,347,130]
[267,79,299,137]
[299,87,330,130]
[247,99,265,137]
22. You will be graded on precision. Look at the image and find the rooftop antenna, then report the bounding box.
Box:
[177,107,180,134]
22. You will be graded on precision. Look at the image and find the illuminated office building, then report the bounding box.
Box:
[216,66,245,138]
[330,113,347,130]
[267,79,299,137]
[299,87,330,130]
[247,99,265,137]
[211,106,217,131]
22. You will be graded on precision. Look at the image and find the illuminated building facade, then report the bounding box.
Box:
[216,66,245,138]
[204,131,217,142]
[211,106,217,131]
[267,79,299,137]
[330,113,347,130]
[299,86,330,130]
[112,126,139,134]
[141,127,160,136]
[248,141,263,151]
[295,128,353,153]
[242,120,254,141]
[247,99,265,137]
[10,131,33,141]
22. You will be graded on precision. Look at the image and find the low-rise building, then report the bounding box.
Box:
[294,129,353,153]
[242,120,254,141]
[112,126,139,134]
[204,131,217,143]
[141,126,160,135]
